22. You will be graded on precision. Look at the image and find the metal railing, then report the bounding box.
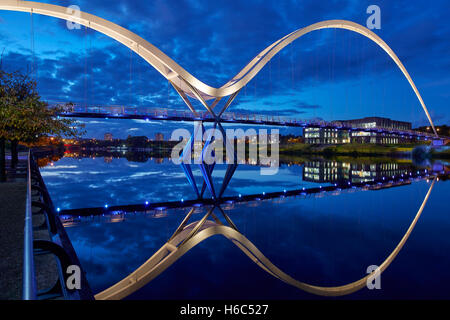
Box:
[21,151,94,300]
[23,150,37,300]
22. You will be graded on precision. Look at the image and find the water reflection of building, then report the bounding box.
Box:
[303,160,349,183]
[104,156,113,163]
[109,213,125,223]
[302,160,415,184]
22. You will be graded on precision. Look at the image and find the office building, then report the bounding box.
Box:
[304,117,413,144]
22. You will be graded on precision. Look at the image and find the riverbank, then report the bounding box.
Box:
[279,142,450,159]
[31,141,450,165]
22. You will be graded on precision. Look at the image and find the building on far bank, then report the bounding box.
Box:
[304,117,413,144]
[335,117,412,131]
[104,133,113,141]
[155,133,164,141]
[304,128,350,144]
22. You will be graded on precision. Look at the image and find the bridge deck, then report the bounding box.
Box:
[56,108,441,140]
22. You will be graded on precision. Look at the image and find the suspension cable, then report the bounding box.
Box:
[30,11,35,81]
[84,25,88,108]
[129,48,132,107]
[89,23,92,106]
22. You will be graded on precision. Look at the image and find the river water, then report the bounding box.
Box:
[39,153,450,299]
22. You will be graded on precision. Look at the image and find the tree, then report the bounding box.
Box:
[0,69,15,181]
[0,69,84,181]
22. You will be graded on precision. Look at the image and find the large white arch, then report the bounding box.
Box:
[0,0,438,136]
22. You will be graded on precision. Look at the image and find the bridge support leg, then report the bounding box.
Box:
[171,77,245,201]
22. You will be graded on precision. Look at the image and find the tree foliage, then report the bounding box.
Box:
[0,70,84,143]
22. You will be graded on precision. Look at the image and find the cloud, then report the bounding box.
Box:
[228,107,307,116]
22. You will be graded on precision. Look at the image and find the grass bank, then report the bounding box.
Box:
[279,142,429,158]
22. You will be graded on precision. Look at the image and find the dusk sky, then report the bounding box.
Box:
[0,0,449,137]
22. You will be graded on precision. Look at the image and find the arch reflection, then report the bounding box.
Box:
[94,178,436,300]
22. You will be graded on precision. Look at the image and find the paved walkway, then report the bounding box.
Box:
[0,152,60,300]
[0,179,26,299]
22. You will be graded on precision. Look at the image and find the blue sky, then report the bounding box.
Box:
[0,0,449,136]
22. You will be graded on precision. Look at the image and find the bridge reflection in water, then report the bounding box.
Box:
[67,178,435,300]
[51,151,439,216]
[38,151,448,299]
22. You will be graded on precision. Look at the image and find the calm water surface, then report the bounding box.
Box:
[39,154,450,299]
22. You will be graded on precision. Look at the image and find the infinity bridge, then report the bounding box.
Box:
[2,0,446,300]
[0,0,440,137]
